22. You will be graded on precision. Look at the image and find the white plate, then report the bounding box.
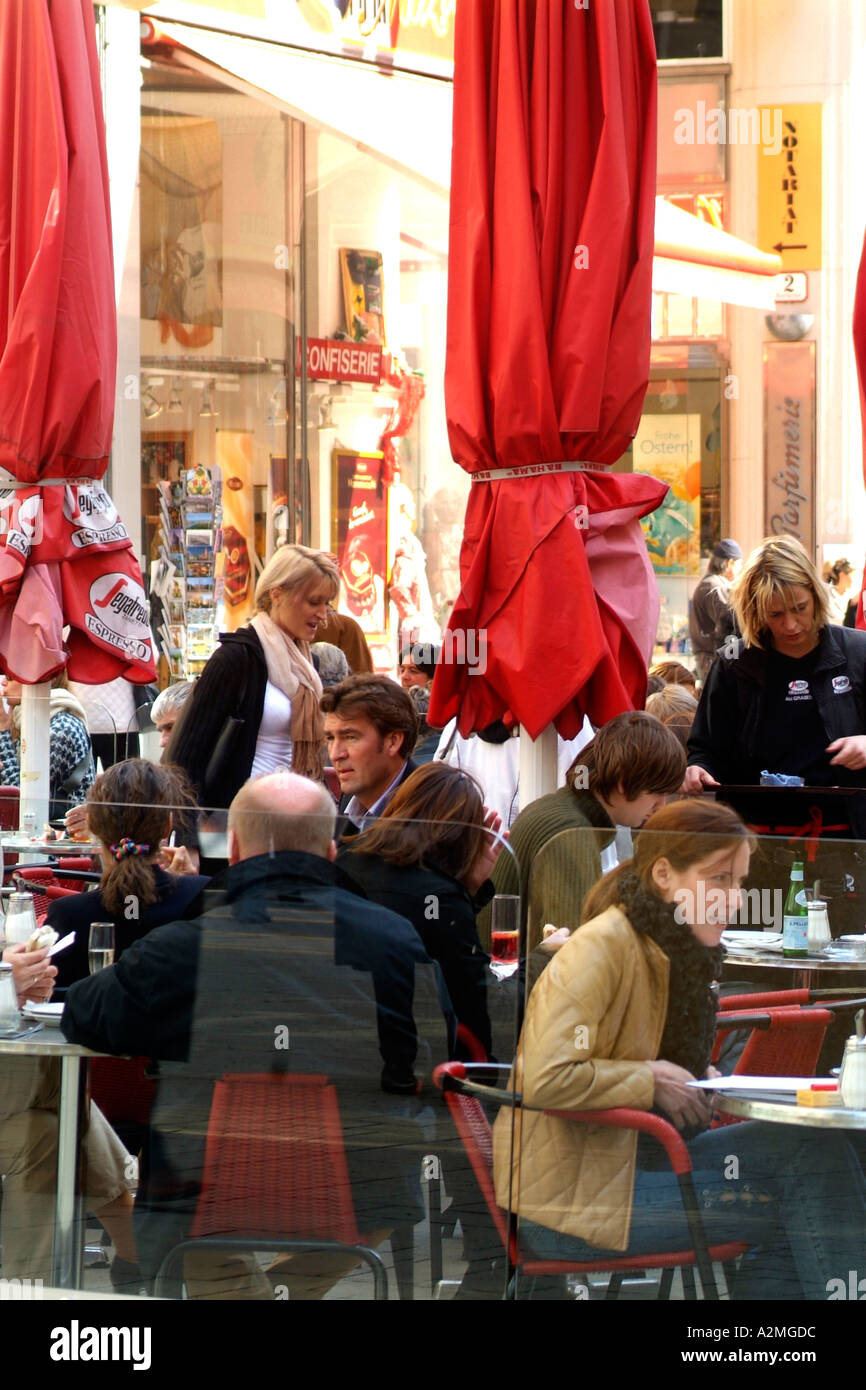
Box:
[722,931,783,951]
[22,1003,64,1027]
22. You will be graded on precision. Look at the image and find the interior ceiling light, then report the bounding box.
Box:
[267,382,289,426]
[167,380,183,413]
[317,395,335,431]
[199,381,218,418]
[141,385,163,420]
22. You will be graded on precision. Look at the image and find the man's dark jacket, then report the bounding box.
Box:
[63,850,451,1281]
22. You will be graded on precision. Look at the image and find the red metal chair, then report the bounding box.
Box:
[0,785,20,877]
[720,988,810,1011]
[0,785,19,831]
[11,869,78,923]
[711,1006,832,1127]
[434,1062,748,1301]
[154,1073,394,1300]
[720,988,866,1011]
[90,1056,156,1156]
[49,857,98,893]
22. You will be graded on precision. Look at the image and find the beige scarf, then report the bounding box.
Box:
[11,686,90,737]
[248,611,325,781]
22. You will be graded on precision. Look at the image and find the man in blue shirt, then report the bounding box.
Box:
[321,674,419,833]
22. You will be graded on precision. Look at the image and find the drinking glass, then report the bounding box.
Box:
[88,922,115,975]
[490,895,520,963]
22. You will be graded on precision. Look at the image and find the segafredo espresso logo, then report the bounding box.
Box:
[63,484,128,548]
[833,675,852,694]
[85,573,152,662]
[786,679,811,701]
[0,491,43,554]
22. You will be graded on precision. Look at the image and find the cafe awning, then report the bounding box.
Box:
[653,196,783,309]
[140,17,454,195]
[141,23,783,309]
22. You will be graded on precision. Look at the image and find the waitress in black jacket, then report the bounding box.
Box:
[166,545,340,808]
[48,759,209,988]
[685,534,866,838]
[338,762,505,1059]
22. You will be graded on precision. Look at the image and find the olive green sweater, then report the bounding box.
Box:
[480,787,616,951]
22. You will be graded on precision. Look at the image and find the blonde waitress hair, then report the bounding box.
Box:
[731,534,830,649]
[254,545,339,614]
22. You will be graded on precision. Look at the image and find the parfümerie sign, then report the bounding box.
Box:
[764,340,815,553]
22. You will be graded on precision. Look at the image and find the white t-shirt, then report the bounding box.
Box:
[70,678,137,735]
[434,717,594,827]
[251,681,293,777]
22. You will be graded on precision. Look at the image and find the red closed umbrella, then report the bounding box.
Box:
[0,0,155,684]
[428,0,666,740]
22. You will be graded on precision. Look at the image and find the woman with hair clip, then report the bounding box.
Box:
[167,544,340,809]
[494,798,866,1299]
[339,761,505,1059]
[45,759,209,989]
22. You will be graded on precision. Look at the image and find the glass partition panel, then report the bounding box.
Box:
[512,821,866,1301]
[0,801,522,1302]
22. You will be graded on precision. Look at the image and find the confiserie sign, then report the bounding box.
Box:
[298,338,383,385]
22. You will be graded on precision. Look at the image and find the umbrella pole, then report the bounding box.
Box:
[19,682,51,833]
[518,726,558,811]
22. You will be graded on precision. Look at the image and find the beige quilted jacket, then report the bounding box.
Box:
[492,905,670,1251]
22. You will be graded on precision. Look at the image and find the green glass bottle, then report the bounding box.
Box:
[782,860,808,958]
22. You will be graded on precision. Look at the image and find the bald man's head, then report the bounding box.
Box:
[227,773,337,863]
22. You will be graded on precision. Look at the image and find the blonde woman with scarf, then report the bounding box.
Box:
[167,546,339,809]
[0,671,95,816]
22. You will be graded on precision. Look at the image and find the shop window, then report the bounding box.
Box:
[304,129,460,670]
[139,63,300,681]
[620,370,725,667]
[651,0,724,62]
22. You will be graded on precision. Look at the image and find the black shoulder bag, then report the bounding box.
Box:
[202,665,249,806]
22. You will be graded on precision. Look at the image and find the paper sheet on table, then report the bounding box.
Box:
[690,1076,837,1091]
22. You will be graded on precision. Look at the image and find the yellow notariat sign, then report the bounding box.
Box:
[757,103,822,271]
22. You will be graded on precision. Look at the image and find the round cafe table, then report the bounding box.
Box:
[713,1089,866,1129]
[722,941,866,991]
[0,1027,109,1289]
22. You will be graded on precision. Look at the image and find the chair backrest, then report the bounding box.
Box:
[54,856,98,876]
[13,867,54,887]
[720,988,809,1011]
[733,1006,831,1078]
[191,1073,362,1246]
[434,1063,513,1251]
[49,857,99,892]
[90,1057,156,1128]
[0,785,19,832]
[12,870,76,923]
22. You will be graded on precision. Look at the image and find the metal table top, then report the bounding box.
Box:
[723,945,866,974]
[0,836,99,856]
[713,1089,866,1128]
[0,1026,103,1058]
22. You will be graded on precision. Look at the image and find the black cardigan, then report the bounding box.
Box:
[47,865,209,989]
[166,628,268,808]
[688,625,866,835]
[337,848,493,1058]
